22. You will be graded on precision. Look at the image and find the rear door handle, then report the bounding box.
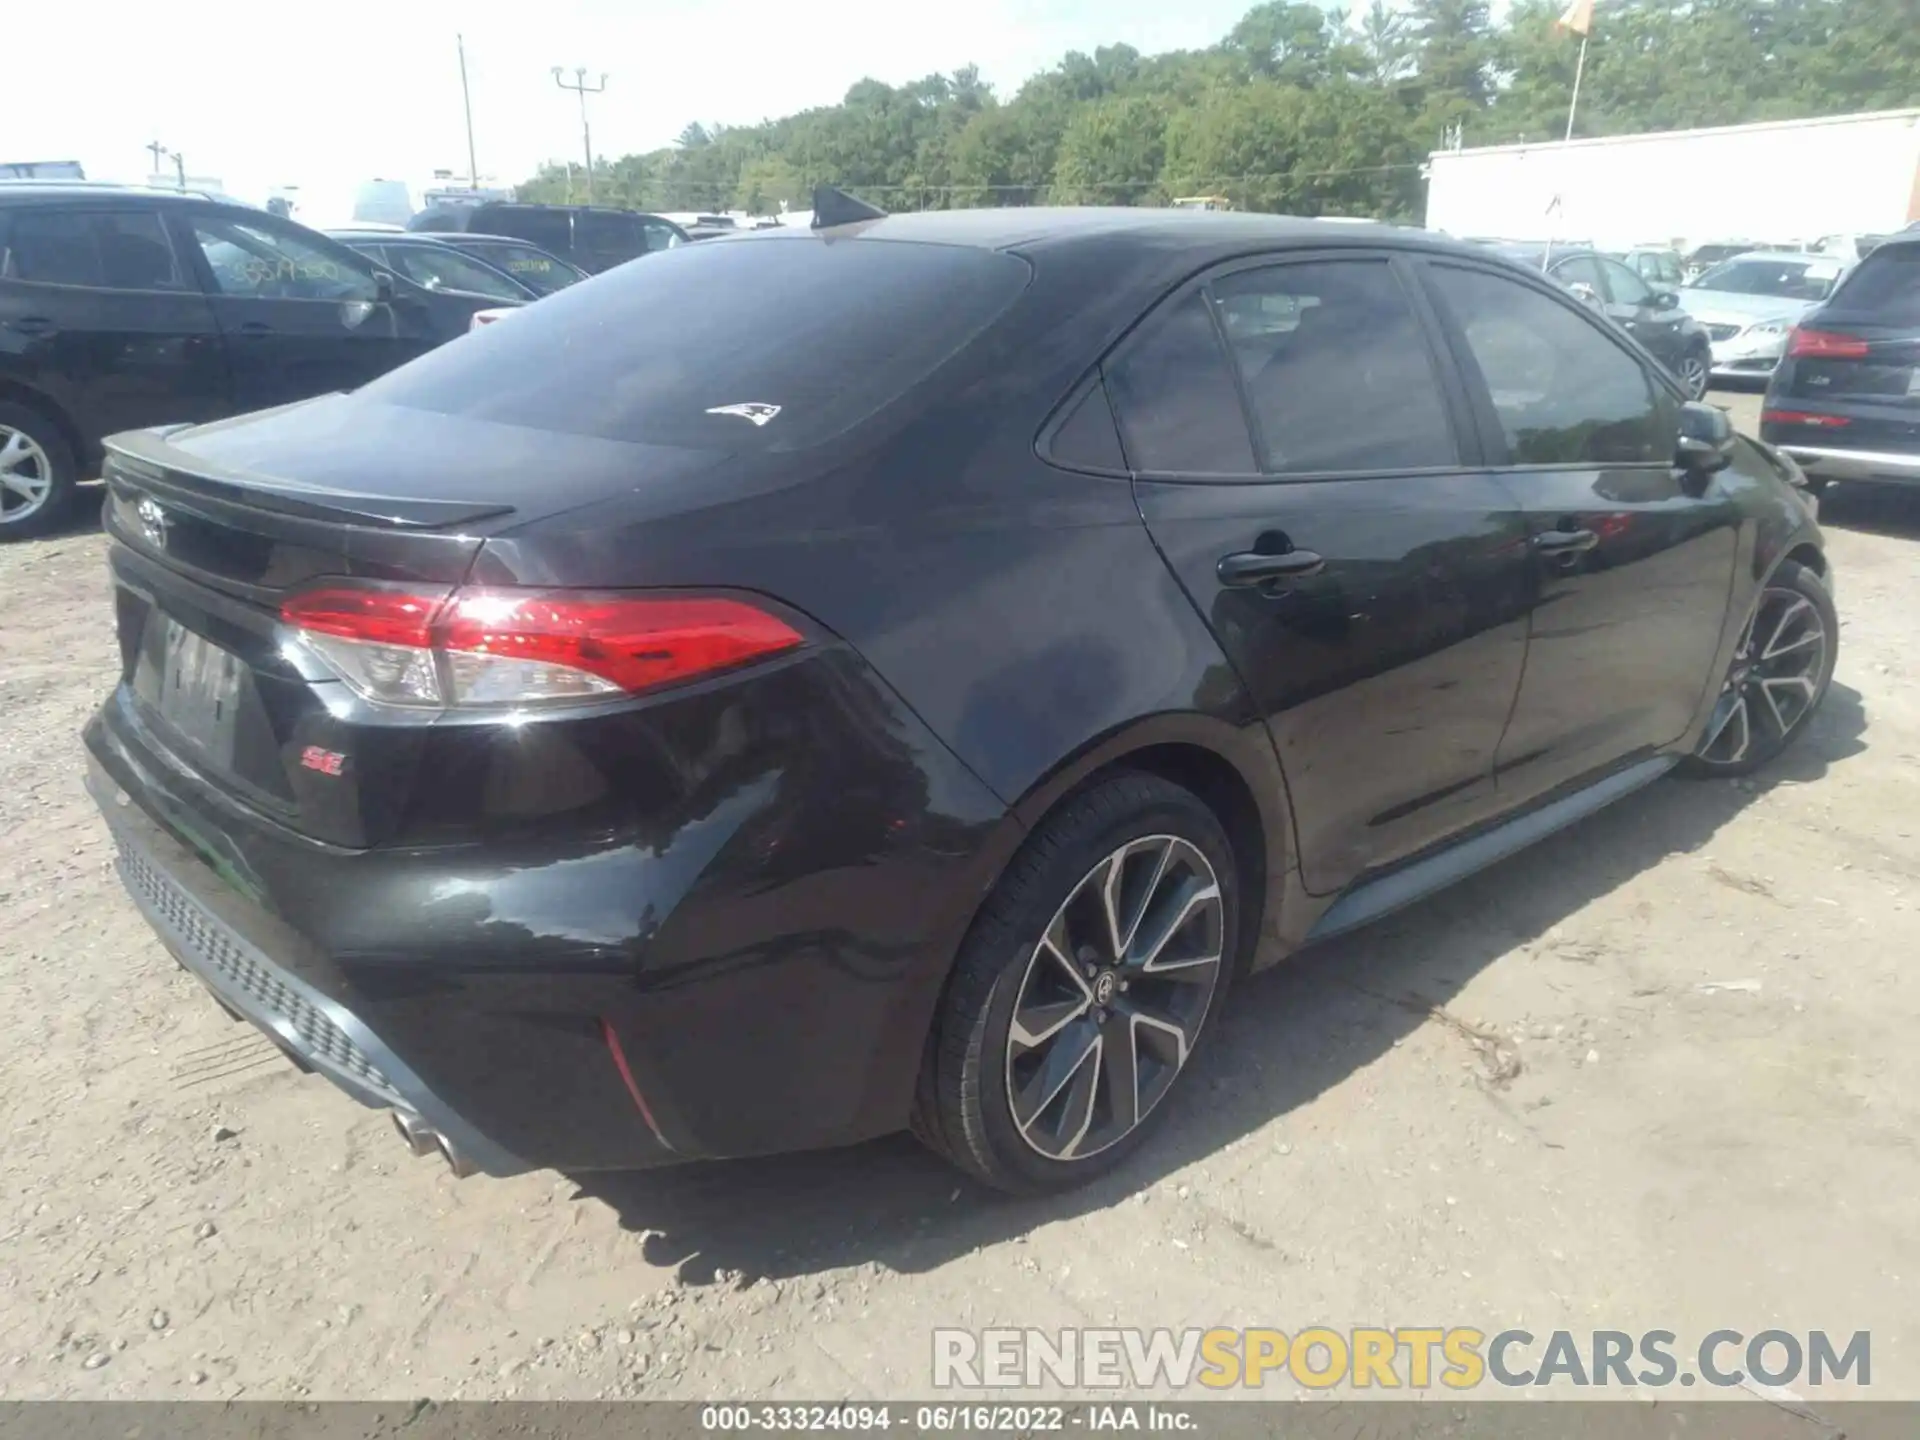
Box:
[1533,528,1599,557]
[237,321,275,336]
[1217,549,1326,586]
[5,316,55,336]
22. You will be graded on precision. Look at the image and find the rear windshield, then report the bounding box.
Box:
[458,238,583,293]
[361,236,1032,450]
[1828,244,1920,324]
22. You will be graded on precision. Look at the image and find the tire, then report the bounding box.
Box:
[912,771,1238,1194]
[0,400,80,541]
[1677,345,1711,401]
[1677,559,1837,778]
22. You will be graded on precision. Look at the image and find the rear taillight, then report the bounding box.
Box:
[469,308,514,331]
[280,586,802,710]
[1787,327,1869,359]
[1763,409,1852,429]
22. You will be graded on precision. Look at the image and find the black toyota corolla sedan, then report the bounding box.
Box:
[84,200,1834,1195]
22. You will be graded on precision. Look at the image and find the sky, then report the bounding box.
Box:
[11,0,1270,224]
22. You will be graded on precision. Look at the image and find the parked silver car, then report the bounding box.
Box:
[1678,251,1848,380]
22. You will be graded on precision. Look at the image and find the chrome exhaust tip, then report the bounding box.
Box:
[393,1109,480,1178]
[435,1133,479,1179]
[391,1110,436,1158]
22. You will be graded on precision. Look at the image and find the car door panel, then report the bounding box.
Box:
[169,209,421,413]
[1118,254,1535,895]
[1139,476,1534,890]
[1421,259,1739,805]
[0,206,231,448]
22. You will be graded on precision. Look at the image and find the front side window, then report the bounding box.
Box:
[1209,260,1457,474]
[1105,293,1257,474]
[0,208,186,290]
[191,216,378,302]
[1600,258,1654,307]
[1550,254,1608,308]
[1429,264,1668,467]
[386,244,524,301]
[641,220,684,252]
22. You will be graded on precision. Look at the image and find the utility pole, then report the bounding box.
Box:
[145,140,166,178]
[552,66,607,203]
[171,151,186,188]
[457,34,479,190]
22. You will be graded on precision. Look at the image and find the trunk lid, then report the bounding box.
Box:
[102,394,733,849]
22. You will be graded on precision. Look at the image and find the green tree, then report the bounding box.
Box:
[1052,94,1172,204]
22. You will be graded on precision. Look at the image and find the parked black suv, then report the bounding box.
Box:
[1761,233,1920,492]
[405,203,688,274]
[0,185,511,538]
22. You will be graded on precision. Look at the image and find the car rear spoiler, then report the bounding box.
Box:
[103,425,516,531]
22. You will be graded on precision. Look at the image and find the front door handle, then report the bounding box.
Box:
[237,321,275,336]
[1533,527,1599,557]
[1218,549,1326,586]
[5,316,55,336]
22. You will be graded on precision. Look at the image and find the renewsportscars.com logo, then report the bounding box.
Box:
[932,1327,1871,1391]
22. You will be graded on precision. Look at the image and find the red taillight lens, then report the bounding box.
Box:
[279,586,802,710]
[1763,409,1852,429]
[1787,327,1869,359]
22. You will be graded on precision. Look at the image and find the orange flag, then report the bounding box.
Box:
[1556,0,1595,34]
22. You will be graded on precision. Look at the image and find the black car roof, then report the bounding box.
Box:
[778,207,1423,252]
[0,183,231,207]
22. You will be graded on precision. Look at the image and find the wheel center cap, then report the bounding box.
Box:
[1091,971,1118,1006]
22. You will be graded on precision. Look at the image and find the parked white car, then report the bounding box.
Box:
[1678,251,1848,380]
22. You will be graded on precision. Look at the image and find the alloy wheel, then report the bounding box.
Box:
[1004,835,1223,1162]
[1697,585,1829,766]
[0,426,54,526]
[1679,353,1710,400]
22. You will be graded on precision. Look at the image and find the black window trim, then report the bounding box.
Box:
[0,202,196,298]
[1036,371,1132,479]
[1090,246,1489,486]
[1411,254,1683,475]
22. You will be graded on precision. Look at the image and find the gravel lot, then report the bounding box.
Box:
[3,390,1918,1402]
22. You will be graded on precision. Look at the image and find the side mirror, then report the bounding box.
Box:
[373,269,397,303]
[1676,400,1734,474]
[1653,289,1680,310]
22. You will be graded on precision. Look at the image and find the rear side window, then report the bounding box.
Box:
[362,237,1031,451]
[577,212,641,251]
[1106,294,1257,474]
[1830,245,1920,323]
[481,208,572,254]
[1208,260,1457,474]
[1429,264,1668,466]
[0,208,186,290]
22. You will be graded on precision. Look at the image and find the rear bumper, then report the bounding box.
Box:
[84,647,1015,1174]
[1779,444,1920,484]
[95,762,530,1176]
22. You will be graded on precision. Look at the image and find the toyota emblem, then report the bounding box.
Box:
[135,497,169,550]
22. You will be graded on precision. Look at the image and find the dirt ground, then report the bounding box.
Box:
[3,389,1919,1403]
